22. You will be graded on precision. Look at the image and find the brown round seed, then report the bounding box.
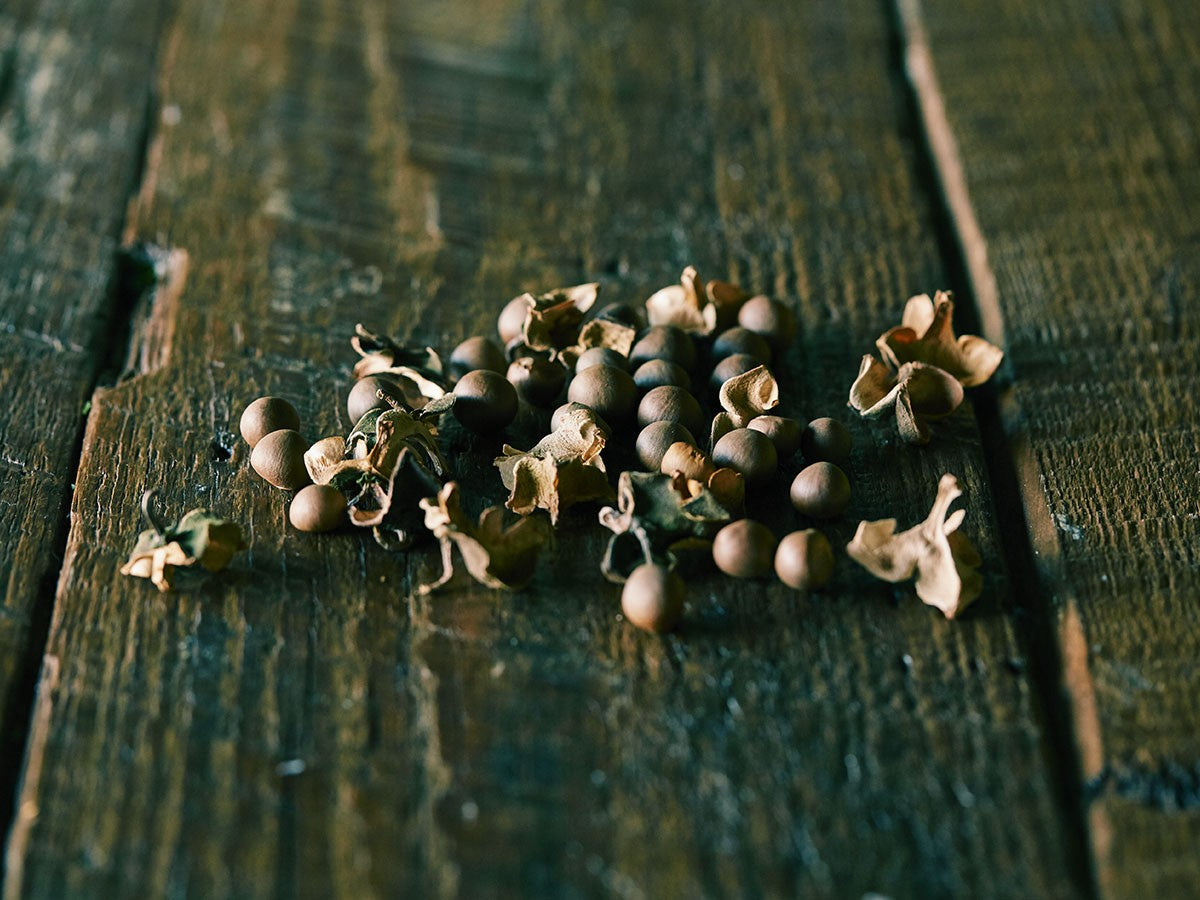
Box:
[711,326,772,364]
[637,385,705,438]
[747,415,802,458]
[636,421,696,471]
[497,296,531,344]
[775,529,835,590]
[250,429,311,490]
[507,357,565,408]
[789,462,851,519]
[289,484,347,533]
[592,301,642,329]
[629,325,697,371]
[633,359,692,392]
[453,370,518,433]
[575,347,627,372]
[712,519,777,578]
[709,353,762,393]
[550,401,611,437]
[566,364,637,421]
[738,295,796,348]
[800,417,853,467]
[347,375,405,424]
[449,336,507,379]
[240,397,300,449]
[621,563,685,633]
[712,428,778,487]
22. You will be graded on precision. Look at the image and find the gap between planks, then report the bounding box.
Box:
[889,0,1101,896]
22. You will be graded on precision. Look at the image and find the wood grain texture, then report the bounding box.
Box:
[0,0,166,835]
[915,0,1200,896]
[9,0,1085,897]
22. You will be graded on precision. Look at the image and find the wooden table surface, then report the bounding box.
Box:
[0,0,1197,897]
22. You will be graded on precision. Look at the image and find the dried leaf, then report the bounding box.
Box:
[645,265,718,335]
[718,365,780,427]
[848,356,963,444]
[351,324,445,392]
[519,283,600,359]
[121,494,245,592]
[418,483,553,592]
[845,473,983,619]
[877,292,1003,387]
[494,406,612,523]
[598,470,731,582]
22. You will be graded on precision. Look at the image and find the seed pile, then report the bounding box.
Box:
[231,267,1002,629]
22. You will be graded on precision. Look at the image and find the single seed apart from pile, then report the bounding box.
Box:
[637,385,705,438]
[800,417,853,467]
[507,357,565,407]
[240,397,300,448]
[738,295,796,349]
[621,563,685,633]
[449,335,507,379]
[712,428,778,487]
[347,376,405,423]
[289,484,347,533]
[775,529,835,590]
[575,347,627,372]
[747,415,802,458]
[566,364,637,421]
[712,326,772,364]
[629,325,697,371]
[497,296,530,345]
[251,429,311,490]
[633,359,692,392]
[453,370,518,433]
[712,519,777,578]
[790,462,851,519]
[636,421,696,471]
[709,353,762,393]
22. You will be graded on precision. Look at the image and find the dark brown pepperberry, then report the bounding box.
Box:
[575,347,627,372]
[566,364,637,421]
[636,421,696,471]
[789,462,851,519]
[621,563,685,633]
[711,326,772,364]
[747,415,802,458]
[633,359,692,392]
[240,397,300,448]
[449,336,507,379]
[507,357,565,407]
[453,370,518,433]
[738,295,796,349]
[629,325,697,371]
[709,353,761,393]
[712,428,778,488]
[347,376,405,424]
[800,417,853,467]
[774,529,835,590]
[289,484,347,533]
[636,385,705,438]
[250,429,311,490]
[712,519,777,578]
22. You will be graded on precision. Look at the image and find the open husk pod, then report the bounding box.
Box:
[849,356,963,444]
[350,324,448,405]
[877,291,1003,387]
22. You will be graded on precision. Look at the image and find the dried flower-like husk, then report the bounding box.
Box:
[876,292,1003,387]
[305,436,347,485]
[351,324,448,404]
[598,470,731,582]
[845,473,983,619]
[718,365,780,427]
[121,500,246,592]
[519,282,600,359]
[705,279,750,330]
[418,482,553,593]
[494,406,612,523]
[645,266,719,335]
[659,441,715,483]
[849,355,964,444]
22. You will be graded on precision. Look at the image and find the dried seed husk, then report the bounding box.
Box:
[121,495,246,592]
[519,282,600,359]
[877,291,1003,387]
[645,265,717,335]
[849,355,963,444]
[659,441,715,483]
[718,364,780,427]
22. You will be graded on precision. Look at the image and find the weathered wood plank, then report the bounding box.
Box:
[11,0,1085,896]
[911,0,1200,895]
[0,0,167,857]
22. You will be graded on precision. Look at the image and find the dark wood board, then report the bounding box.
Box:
[0,0,168,846]
[913,0,1200,896]
[6,0,1086,897]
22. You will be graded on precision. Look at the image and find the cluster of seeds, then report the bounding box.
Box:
[238,267,866,633]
